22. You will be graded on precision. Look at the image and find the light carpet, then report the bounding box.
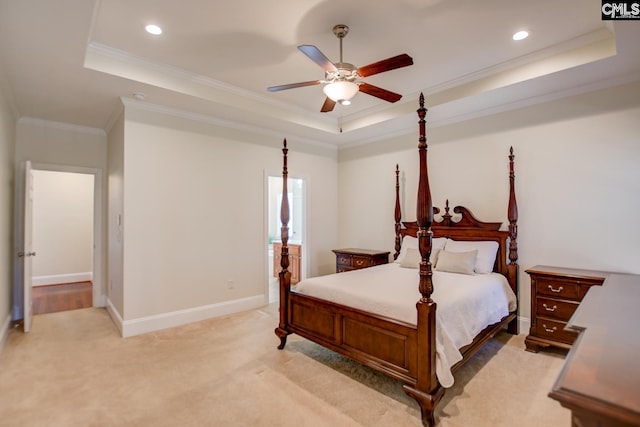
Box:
[0,305,570,426]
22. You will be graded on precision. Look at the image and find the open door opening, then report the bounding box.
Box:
[14,161,104,331]
[30,170,94,316]
[266,175,306,303]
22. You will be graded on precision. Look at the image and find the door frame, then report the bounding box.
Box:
[12,161,105,321]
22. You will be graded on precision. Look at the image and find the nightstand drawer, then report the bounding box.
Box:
[534,318,577,345]
[336,254,352,268]
[536,277,579,300]
[536,297,579,322]
[352,256,372,269]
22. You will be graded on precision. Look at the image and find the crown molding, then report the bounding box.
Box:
[120,97,337,154]
[85,42,337,134]
[17,117,106,137]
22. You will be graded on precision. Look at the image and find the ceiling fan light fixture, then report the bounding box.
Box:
[323,81,358,105]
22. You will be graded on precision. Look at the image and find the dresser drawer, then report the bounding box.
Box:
[534,318,577,345]
[536,277,579,300]
[536,297,579,322]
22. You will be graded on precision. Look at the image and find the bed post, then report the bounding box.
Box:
[507,146,519,334]
[402,94,444,427]
[394,164,402,260]
[275,139,291,349]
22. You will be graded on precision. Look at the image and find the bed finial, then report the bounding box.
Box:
[441,199,452,226]
[416,94,433,300]
[394,164,402,260]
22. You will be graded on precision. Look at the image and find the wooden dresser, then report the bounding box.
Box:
[332,248,389,273]
[525,265,607,353]
[549,273,640,427]
[273,242,301,284]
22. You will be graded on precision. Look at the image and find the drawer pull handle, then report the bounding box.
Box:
[355,260,364,266]
[542,303,558,312]
[542,324,557,333]
[547,285,564,293]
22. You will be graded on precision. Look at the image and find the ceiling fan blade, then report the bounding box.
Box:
[356,54,413,77]
[298,45,338,73]
[320,97,336,113]
[358,83,402,103]
[267,80,322,92]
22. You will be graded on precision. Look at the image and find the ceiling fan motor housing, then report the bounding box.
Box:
[325,62,359,83]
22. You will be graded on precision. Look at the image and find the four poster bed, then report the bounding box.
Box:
[274,94,519,426]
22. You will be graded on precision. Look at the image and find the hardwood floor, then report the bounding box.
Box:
[32,282,92,315]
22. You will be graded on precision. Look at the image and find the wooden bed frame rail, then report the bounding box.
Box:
[274,94,519,426]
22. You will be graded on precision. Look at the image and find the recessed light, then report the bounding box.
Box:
[512,30,529,41]
[145,24,162,35]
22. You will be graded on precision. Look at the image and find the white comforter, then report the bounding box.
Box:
[293,263,517,387]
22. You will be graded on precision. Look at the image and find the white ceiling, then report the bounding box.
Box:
[0,0,639,147]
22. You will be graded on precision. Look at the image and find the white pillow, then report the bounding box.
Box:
[433,237,448,252]
[395,236,417,264]
[396,236,447,264]
[444,240,499,274]
[435,250,477,275]
[399,247,441,269]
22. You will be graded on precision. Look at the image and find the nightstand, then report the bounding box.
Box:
[332,248,390,273]
[524,265,607,353]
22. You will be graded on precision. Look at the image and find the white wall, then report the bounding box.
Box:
[107,110,125,319]
[113,104,338,335]
[0,79,16,348]
[338,80,640,326]
[31,170,94,285]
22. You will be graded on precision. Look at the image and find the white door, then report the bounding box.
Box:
[22,161,35,332]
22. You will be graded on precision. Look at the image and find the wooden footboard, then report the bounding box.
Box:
[288,291,421,384]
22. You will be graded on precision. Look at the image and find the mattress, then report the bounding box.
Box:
[292,262,517,387]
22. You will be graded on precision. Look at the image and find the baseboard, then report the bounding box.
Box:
[33,272,93,286]
[518,316,530,335]
[108,295,265,338]
[105,298,124,337]
[0,313,12,355]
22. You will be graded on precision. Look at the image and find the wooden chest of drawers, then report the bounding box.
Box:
[525,265,607,353]
[332,248,390,273]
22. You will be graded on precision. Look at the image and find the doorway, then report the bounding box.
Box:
[13,162,104,329]
[266,174,306,303]
[31,170,94,315]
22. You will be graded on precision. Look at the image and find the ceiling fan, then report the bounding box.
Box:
[267,24,413,112]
